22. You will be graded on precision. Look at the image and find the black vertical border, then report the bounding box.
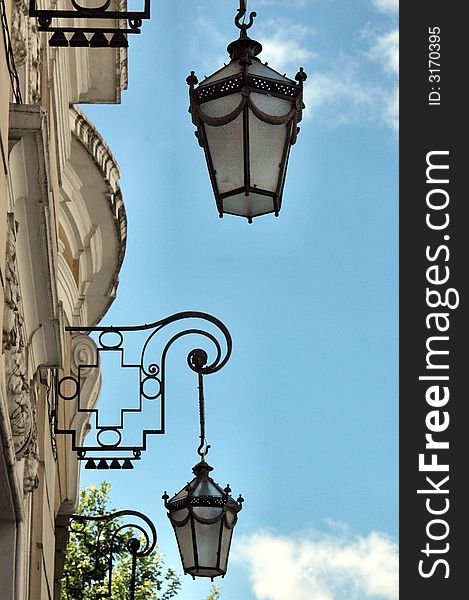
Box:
[400,3,467,597]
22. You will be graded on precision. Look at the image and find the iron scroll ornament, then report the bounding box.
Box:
[55,311,232,470]
[65,510,157,600]
[29,0,151,47]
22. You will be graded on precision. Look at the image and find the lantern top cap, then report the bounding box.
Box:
[227,36,263,61]
[192,460,214,477]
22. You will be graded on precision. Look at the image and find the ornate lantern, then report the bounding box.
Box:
[163,349,243,579]
[163,461,243,580]
[29,1,151,47]
[187,0,307,223]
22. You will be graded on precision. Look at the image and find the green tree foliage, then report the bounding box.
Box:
[61,483,222,600]
[206,584,221,600]
[60,482,181,600]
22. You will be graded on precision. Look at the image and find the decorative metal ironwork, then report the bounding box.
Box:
[64,510,157,599]
[55,311,232,469]
[29,1,151,48]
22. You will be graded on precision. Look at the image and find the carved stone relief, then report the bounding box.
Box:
[2,214,39,494]
[23,380,40,494]
[11,0,28,70]
[11,0,42,104]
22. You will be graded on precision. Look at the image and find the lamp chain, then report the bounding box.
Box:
[197,370,210,458]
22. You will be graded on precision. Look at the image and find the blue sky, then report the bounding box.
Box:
[80,1,398,598]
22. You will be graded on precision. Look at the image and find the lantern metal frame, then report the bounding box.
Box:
[54,311,232,470]
[29,1,151,47]
[64,509,157,600]
[163,460,244,580]
[187,0,307,222]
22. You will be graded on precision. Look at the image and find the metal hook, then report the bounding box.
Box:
[235,3,256,34]
[197,440,211,459]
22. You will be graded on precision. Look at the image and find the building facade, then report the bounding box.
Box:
[1,2,127,597]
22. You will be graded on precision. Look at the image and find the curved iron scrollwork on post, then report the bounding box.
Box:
[55,311,232,470]
[65,510,157,600]
[29,1,151,47]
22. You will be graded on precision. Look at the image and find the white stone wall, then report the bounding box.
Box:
[1,2,127,598]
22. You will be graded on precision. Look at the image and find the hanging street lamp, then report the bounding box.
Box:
[163,349,244,580]
[187,0,307,223]
[162,461,243,580]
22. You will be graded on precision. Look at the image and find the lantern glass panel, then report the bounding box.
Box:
[249,61,292,82]
[193,505,224,519]
[170,507,189,524]
[219,522,235,573]
[173,518,195,569]
[248,114,288,193]
[201,93,242,119]
[250,92,293,117]
[202,62,242,85]
[223,192,275,218]
[194,476,223,497]
[194,520,222,568]
[204,117,244,194]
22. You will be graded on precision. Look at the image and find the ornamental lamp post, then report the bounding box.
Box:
[187,0,307,223]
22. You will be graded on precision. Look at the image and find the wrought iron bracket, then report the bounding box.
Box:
[29,1,151,48]
[65,510,157,600]
[55,311,232,470]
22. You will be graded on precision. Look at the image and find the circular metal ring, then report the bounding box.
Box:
[58,376,79,401]
[97,428,122,448]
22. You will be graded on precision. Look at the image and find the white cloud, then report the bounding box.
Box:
[372,0,399,14]
[367,28,399,131]
[302,65,379,126]
[368,28,399,77]
[257,20,315,72]
[233,528,398,600]
[254,17,398,132]
[301,59,398,132]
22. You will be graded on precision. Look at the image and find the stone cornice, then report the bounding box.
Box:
[69,105,127,324]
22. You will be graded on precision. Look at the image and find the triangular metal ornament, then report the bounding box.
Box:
[69,31,89,47]
[109,31,128,48]
[49,31,68,47]
[89,31,109,48]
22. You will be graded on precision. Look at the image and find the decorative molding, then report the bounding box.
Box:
[11,0,28,70]
[22,380,40,494]
[2,215,22,354]
[2,214,38,489]
[68,105,127,323]
[11,0,42,104]
[8,103,63,370]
